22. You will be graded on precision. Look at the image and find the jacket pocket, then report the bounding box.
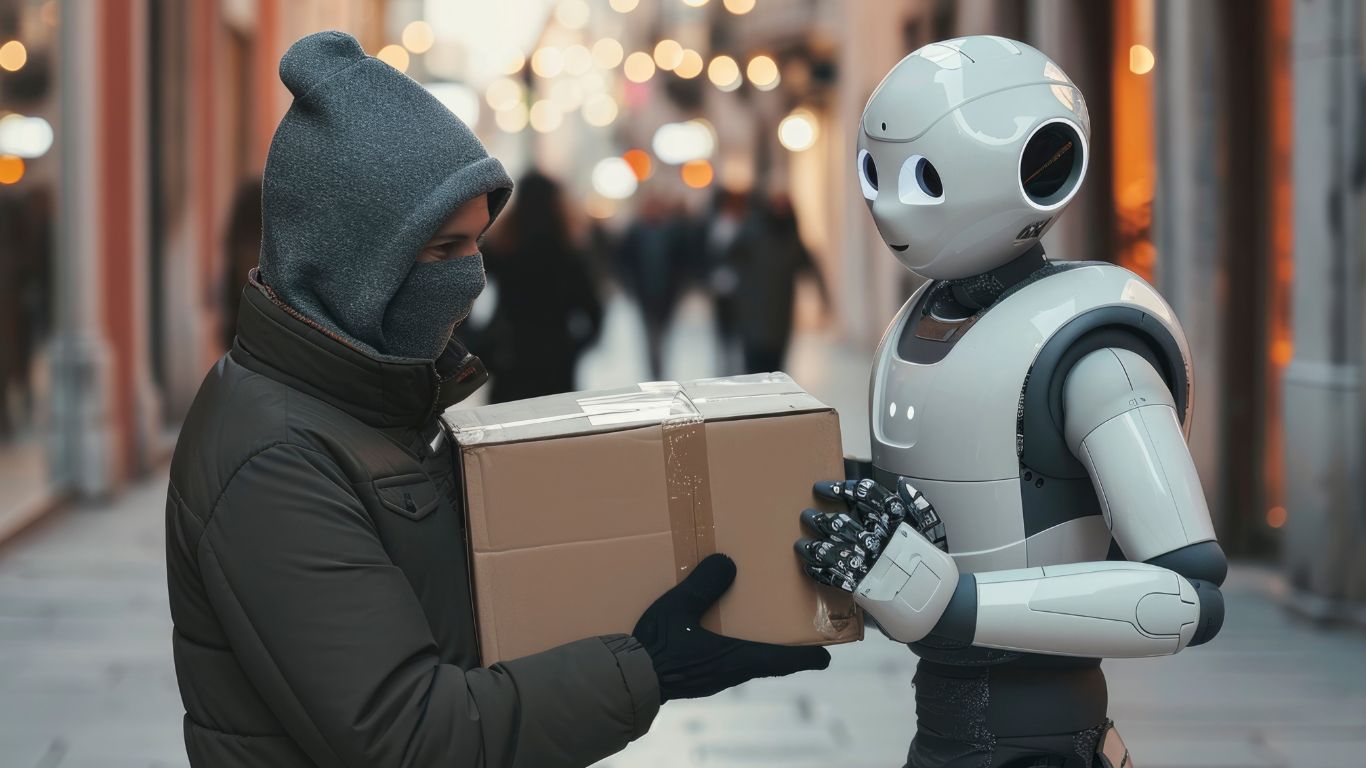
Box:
[373,474,439,521]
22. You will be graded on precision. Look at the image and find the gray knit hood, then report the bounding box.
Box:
[258,30,512,361]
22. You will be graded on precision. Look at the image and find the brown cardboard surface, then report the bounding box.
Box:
[450,374,863,665]
[703,410,858,642]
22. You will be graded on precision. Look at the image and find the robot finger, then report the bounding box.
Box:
[894,476,948,551]
[803,564,860,593]
[800,508,883,554]
[812,479,865,509]
[813,478,900,525]
[794,537,871,579]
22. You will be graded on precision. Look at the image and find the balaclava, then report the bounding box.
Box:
[259,31,513,361]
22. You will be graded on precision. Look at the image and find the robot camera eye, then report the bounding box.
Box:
[1019,119,1086,210]
[858,149,879,201]
[898,155,944,206]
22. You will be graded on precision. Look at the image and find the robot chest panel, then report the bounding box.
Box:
[870,263,1181,483]
[871,308,1034,482]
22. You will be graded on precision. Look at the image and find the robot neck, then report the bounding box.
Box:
[945,244,1048,311]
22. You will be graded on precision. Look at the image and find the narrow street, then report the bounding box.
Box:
[2,296,1362,768]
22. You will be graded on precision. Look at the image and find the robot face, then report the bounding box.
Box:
[857,36,1091,280]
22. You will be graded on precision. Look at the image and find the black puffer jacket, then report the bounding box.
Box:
[165,279,659,767]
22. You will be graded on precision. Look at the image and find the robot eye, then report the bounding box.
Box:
[898,155,944,206]
[1019,118,1086,210]
[857,149,878,200]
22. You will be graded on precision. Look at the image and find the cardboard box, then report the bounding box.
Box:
[445,373,863,665]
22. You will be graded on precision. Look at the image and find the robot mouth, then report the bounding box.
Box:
[889,243,909,252]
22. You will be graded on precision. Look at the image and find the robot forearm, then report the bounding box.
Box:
[941,561,1223,658]
[852,524,1223,656]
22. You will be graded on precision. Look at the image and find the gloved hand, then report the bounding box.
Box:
[632,553,831,703]
[795,478,947,591]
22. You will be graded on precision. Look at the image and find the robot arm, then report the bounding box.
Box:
[845,520,1219,657]
[929,347,1226,657]
[799,348,1226,657]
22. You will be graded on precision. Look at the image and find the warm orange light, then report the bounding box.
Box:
[746,55,780,90]
[1112,0,1156,283]
[401,21,435,54]
[376,44,410,73]
[1267,506,1287,529]
[681,159,713,188]
[0,155,24,184]
[708,55,741,91]
[654,39,684,71]
[0,40,27,72]
[624,52,655,83]
[1129,44,1155,75]
[592,38,624,69]
[675,49,704,79]
[623,149,652,180]
[1271,339,1294,366]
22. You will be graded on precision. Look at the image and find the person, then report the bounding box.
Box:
[730,191,829,374]
[614,194,687,379]
[478,170,602,402]
[165,31,827,768]
[700,187,752,375]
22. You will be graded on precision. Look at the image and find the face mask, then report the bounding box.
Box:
[380,253,487,360]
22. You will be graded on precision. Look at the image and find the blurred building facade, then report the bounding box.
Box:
[1,0,1363,616]
[0,0,387,535]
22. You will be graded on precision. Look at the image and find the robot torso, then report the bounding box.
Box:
[870,260,1194,575]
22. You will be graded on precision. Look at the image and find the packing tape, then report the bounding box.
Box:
[661,393,716,579]
[450,377,815,444]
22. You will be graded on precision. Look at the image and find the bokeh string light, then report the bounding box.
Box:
[707,55,741,92]
[746,55,780,90]
[674,49,704,79]
[401,21,434,54]
[624,51,656,83]
[592,38,625,69]
[653,39,684,71]
[376,44,409,73]
[0,40,26,72]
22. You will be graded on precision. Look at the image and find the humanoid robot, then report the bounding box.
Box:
[795,36,1226,768]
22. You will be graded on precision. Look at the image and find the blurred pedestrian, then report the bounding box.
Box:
[615,194,687,379]
[733,192,830,374]
[481,171,602,402]
[701,188,752,375]
[0,188,53,438]
[165,31,825,768]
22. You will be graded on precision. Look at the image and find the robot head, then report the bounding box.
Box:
[857,36,1090,280]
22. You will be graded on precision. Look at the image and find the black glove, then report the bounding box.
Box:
[632,553,831,703]
[795,478,947,592]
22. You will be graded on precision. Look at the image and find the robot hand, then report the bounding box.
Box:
[797,478,946,588]
[795,479,962,643]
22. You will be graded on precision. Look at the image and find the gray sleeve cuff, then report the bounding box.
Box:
[601,634,660,741]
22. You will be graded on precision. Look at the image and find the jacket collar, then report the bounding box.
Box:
[232,270,487,429]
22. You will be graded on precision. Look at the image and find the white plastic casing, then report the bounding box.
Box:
[855,523,960,643]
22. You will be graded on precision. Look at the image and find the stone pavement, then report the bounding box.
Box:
[2,296,1364,767]
[2,464,1364,768]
